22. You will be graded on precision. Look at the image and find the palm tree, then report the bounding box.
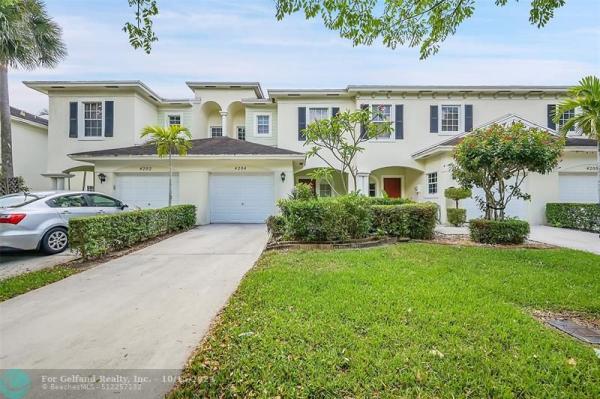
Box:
[554,75,600,208]
[141,125,192,207]
[0,0,66,178]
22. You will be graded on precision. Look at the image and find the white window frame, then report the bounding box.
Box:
[210,126,223,137]
[439,104,462,135]
[558,108,577,133]
[254,113,272,137]
[369,104,395,141]
[165,112,183,127]
[426,172,438,196]
[236,125,246,140]
[307,107,331,124]
[78,100,106,141]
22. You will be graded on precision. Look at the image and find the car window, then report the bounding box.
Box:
[87,194,120,207]
[0,193,41,208]
[47,194,87,208]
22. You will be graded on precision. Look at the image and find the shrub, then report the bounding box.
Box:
[546,203,600,233]
[469,219,530,244]
[289,183,315,200]
[277,194,371,241]
[69,205,196,258]
[366,197,414,206]
[444,186,472,208]
[371,203,438,239]
[266,215,285,240]
[447,208,467,226]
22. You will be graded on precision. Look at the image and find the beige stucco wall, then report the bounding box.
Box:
[89,158,295,224]
[1,118,50,191]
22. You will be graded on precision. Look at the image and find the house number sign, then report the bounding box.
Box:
[234,166,247,171]
[139,166,152,171]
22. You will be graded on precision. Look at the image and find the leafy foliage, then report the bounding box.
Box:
[554,75,600,139]
[371,203,438,239]
[289,182,316,201]
[447,208,466,226]
[303,108,392,193]
[546,203,600,233]
[69,205,196,258]
[365,197,414,206]
[123,0,158,54]
[266,215,286,240]
[469,219,530,244]
[444,186,471,208]
[451,123,564,220]
[277,194,372,241]
[0,173,27,195]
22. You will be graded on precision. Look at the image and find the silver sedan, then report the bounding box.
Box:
[0,191,127,254]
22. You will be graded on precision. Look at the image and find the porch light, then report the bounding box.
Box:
[97,173,107,184]
[280,172,286,182]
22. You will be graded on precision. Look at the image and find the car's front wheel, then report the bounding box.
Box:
[41,227,68,254]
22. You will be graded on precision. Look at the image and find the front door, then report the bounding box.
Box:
[383,178,402,198]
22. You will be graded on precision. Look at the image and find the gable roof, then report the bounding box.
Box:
[69,137,304,159]
[412,114,597,160]
[10,107,48,128]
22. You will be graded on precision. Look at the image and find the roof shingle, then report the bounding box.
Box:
[10,107,48,126]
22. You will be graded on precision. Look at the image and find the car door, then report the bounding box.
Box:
[48,193,95,222]
[85,194,124,216]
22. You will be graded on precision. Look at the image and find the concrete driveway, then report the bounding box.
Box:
[0,224,267,398]
[0,249,78,280]
[529,225,600,255]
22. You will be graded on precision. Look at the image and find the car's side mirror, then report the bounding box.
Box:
[120,203,129,210]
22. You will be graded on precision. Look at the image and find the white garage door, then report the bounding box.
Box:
[463,186,527,221]
[115,173,179,209]
[559,173,598,203]
[209,174,274,223]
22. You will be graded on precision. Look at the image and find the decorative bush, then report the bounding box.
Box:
[444,186,472,208]
[371,203,438,239]
[69,205,196,258]
[266,215,285,240]
[469,219,530,244]
[447,208,467,226]
[366,197,414,206]
[289,183,315,200]
[546,203,600,233]
[277,194,371,241]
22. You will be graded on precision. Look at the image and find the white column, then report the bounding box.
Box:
[357,173,370,196]
[220,111,228,137]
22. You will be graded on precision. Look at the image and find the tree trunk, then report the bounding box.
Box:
[168,151,173,207]
[0,64,14,178]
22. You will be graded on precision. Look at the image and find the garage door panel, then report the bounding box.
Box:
[210,175,274,224]
[559,173,598,203]
[115,173,179,209]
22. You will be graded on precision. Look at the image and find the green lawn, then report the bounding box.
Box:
[171,244,600,398]
[0,266,80,301]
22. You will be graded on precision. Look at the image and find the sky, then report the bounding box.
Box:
[8,0,600,113]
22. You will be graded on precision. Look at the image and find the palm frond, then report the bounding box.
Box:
[554,75,600,138]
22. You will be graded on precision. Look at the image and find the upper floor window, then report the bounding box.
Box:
[371,104,392,139]
[440,105,460,133]
[256,114,271,135]
[237,126,246,141]
[427,172,438,195]
[559,109,576,132]
[84,102,103,137]
[308,107,329,123]
[167,114,182,126]
[210,126,223,137]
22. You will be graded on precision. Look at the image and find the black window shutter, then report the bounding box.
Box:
[331,107,340,117]
[104,101,114,137]
[360,104,368,138]
[430,105,438,133]
[69,102,78,138]
[547,104,556,130]
[464,104,473,132]
[395,104,404,139]
[298,107,306,141]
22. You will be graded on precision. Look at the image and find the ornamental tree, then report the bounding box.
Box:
[303,108,392,194]
[451,123,564,220]
[444,186,472,209]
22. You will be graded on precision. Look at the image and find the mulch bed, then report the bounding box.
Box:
[265,236,408,251]
[431,232,556,250]
[532,309,600,333]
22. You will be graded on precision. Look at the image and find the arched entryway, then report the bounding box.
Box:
[294,167,348,197]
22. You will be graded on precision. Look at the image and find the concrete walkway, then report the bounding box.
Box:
[0,225,267,398]
[529,225,600,255]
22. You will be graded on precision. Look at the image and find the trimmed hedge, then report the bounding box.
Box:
[366,197,414,206]
[277,194,372,241]
[546,203,600,233]
[69,205,196,258]
[469,219,530,244]
[266,215,285,240]
[447,208,467,226]
[371,203,438,239]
